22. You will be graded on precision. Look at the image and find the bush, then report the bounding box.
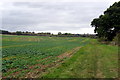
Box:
[112,33,120,46]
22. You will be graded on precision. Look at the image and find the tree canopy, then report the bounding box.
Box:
[91,1,120,41]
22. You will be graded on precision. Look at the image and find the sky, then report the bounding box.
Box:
[0,0,119,34]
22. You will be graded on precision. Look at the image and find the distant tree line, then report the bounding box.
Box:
[0,30,97,38]
[0,30,10,34]
[0,30,52,36]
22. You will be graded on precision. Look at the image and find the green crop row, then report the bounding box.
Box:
[2,35,91,78]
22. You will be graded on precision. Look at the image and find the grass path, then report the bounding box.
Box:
[42,39,118,78]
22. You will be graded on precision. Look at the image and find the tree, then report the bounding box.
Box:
[16,31,22,35]
[0,30,10,34]
[91,1,120,41]
[32,32,35,34]
[64,33,71,35]
[58,32,62,35]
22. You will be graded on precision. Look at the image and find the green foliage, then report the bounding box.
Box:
[16,31,22,35]
[0,30,10,34]
[2,35,118,78]
[91,1,120,41]
[58,32,62,35]
[2,35,90,77]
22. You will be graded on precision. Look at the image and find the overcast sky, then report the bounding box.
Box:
[0,0,119,34]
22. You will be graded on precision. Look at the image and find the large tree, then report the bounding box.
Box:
[91,1,120,41]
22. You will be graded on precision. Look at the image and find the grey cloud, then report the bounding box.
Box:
[2,1,110,33]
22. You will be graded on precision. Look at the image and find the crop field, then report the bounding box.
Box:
[1,35,90,78]
[1,35,118,78]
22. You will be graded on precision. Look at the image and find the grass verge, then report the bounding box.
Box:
[42,39,118,78]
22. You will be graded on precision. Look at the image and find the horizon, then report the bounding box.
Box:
[1,29,97,35]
